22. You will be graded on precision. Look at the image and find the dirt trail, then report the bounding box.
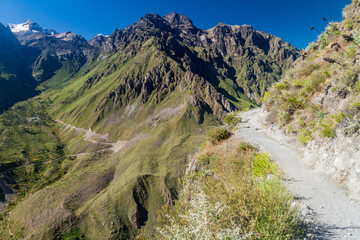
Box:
[236,109,360,239]
[56,120,128,153]
[0,120,135,209]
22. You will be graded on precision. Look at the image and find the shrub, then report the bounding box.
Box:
[323,71,331,78]
[55,228,87,240]
[308,43,318,52]
[285,96,305,113]
[197,153,219,168]
[346,45,357,59]
[299,64,320,77]
[344,115,360,134]
[304,74,326,93]
[297,117,306,128]
[262,91,273,104]
[341,70,358,87]
[319,23,341,49]
[291,79,304,89]
[274,81,290,91]
[344,19,353,29]
[206,127,231,143]
[353,102,360,110]
[238,142,256,152]
[331,113,345,123]
[279,110,291,125]
[320,122,336,138]
[355,81,360,92]
[298,129,313,145]
[224,112,242,126]
[287,124,297,133]
[253,153,281,178]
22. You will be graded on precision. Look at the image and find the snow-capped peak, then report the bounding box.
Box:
[96,33,109,37]
[7,19,58,35]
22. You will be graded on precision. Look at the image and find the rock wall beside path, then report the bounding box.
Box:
[258,108,360,199]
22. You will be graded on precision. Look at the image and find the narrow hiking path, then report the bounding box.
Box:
[235,109,360,239]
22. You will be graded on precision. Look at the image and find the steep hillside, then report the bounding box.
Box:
[264,1,360,197]
[0,13,298,239]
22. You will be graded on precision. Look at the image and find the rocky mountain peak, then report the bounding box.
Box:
[163,12,195,30]
[137,13,171,31]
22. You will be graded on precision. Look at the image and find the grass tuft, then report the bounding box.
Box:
[206,126,231,143]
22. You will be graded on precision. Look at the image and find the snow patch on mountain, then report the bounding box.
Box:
[7,19,58,35]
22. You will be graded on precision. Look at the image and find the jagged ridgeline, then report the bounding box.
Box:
[0,13,298,239]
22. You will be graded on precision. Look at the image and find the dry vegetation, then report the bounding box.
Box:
[153,131,303,239]
[264,0,360,145]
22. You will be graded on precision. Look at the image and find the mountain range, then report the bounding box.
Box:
[0,12,299,239]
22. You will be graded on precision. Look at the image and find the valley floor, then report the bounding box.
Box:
[236,109,360,239]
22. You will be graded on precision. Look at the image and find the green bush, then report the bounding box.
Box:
[319,23,341,49]
[206,127,231,143]
[320,122,336,138]
[55,228,87,240]
[238,142,256,152]
[331,113,345,123]
[284,96,305,113]
[291,79,304,88]
[304,73,326,93]
[279,110,290,125]
[355,81,360,92]
[298,129,313,145]
[253,153,281,178]
[346,45,357,59]
[344,19,353,29]
[274,81,290,91]
[224,112,242,126]
[342,70,358,87]
[353,102,360,110]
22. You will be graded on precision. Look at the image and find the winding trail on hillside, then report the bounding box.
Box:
[56,120,128,153]
[235,109,360,239]
[0,120,138,210]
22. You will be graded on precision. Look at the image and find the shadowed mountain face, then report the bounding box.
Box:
[0,13,299,239]
[0,23,37,113]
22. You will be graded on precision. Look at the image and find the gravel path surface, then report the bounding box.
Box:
[236,109,360,240]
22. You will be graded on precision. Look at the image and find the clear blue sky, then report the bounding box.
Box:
[0,0,351,49]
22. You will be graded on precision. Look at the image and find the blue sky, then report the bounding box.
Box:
[0,0,351,49]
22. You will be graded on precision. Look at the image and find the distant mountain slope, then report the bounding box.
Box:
[8,20,94,84]
[0,20,94,113]
[0,13,299,239]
